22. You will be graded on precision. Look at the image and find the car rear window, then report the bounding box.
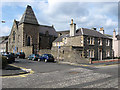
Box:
[47,54,53,58]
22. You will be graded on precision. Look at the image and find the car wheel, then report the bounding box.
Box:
[45,59,47,63]
[38,59,40,62]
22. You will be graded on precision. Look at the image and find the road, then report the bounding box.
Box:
[2,58,119,88]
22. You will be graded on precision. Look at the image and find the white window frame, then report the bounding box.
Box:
[106,50,110,57]
[106,39,110,46]
[98,38,102,46]
[87,49,95,58]
[87,37,95,45]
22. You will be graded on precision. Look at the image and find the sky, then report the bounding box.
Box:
[0,0,119,36]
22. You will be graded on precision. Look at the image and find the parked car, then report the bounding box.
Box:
[8,52,17,58]
[38,54,54,62]
[28,54,40,61]
[16,52,25,59]
[2,52,15,63]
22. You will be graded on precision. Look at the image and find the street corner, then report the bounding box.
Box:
[0,64,34,78]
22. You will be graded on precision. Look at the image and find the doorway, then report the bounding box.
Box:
[98,49,102,60]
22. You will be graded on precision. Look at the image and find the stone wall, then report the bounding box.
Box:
[22,46,33,58]
[84,36,113,60]
[66,36,83,46]
[39,49,52,55]
[39,46,89,64]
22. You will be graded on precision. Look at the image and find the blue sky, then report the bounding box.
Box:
[0,0,118,36]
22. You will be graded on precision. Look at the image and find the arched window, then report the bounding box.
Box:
[27,36,30,46]
[13,31,15,42]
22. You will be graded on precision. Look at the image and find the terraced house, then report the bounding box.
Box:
[8,5,57,57]
[52,19,112,62]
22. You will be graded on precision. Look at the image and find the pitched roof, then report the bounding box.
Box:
[0,36,8,44]
[76,28,111,39]
[54,35,69,42]
[19,5,38,25]
[57,30,69,33]
[39,25,58,37]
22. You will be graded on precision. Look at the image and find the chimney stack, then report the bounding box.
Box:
[99,27,104,34]
[113,29,116,39]
[70,19,76,36]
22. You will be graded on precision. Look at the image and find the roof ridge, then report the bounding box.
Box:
[40,25,53,28]
[19,5,38,25]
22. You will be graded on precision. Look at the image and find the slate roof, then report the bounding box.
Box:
[54,35,69,42]
[57,30,69,33]
[54,28,111,42]
[0,36,8,44]
[39,25,58,37]
[19,5,38,25]
[116,35,120,40]
[0,39,8,44]
[76,28,111,39]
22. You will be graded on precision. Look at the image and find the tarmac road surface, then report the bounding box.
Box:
[2,58,119,88]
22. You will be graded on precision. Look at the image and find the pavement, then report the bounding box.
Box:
[1,64,30,77]
[1,59,119,77]
[58,60,120,67]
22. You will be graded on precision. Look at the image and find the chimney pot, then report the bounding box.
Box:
[71,19,73,24]
[99,27,104,34]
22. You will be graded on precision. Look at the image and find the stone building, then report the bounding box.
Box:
[8,5,57,57]
[52,19,112,61]
[0,36,8,52]
[112,29,120,57]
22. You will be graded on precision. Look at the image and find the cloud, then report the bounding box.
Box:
[0,26,10,36]
[1,1,118,36]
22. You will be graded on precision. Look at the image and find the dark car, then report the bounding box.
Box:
[38,54,54,62]
[2,52,15,63]
[16,52,25,59]
[8,52,17,58]
[28,54,40,61]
